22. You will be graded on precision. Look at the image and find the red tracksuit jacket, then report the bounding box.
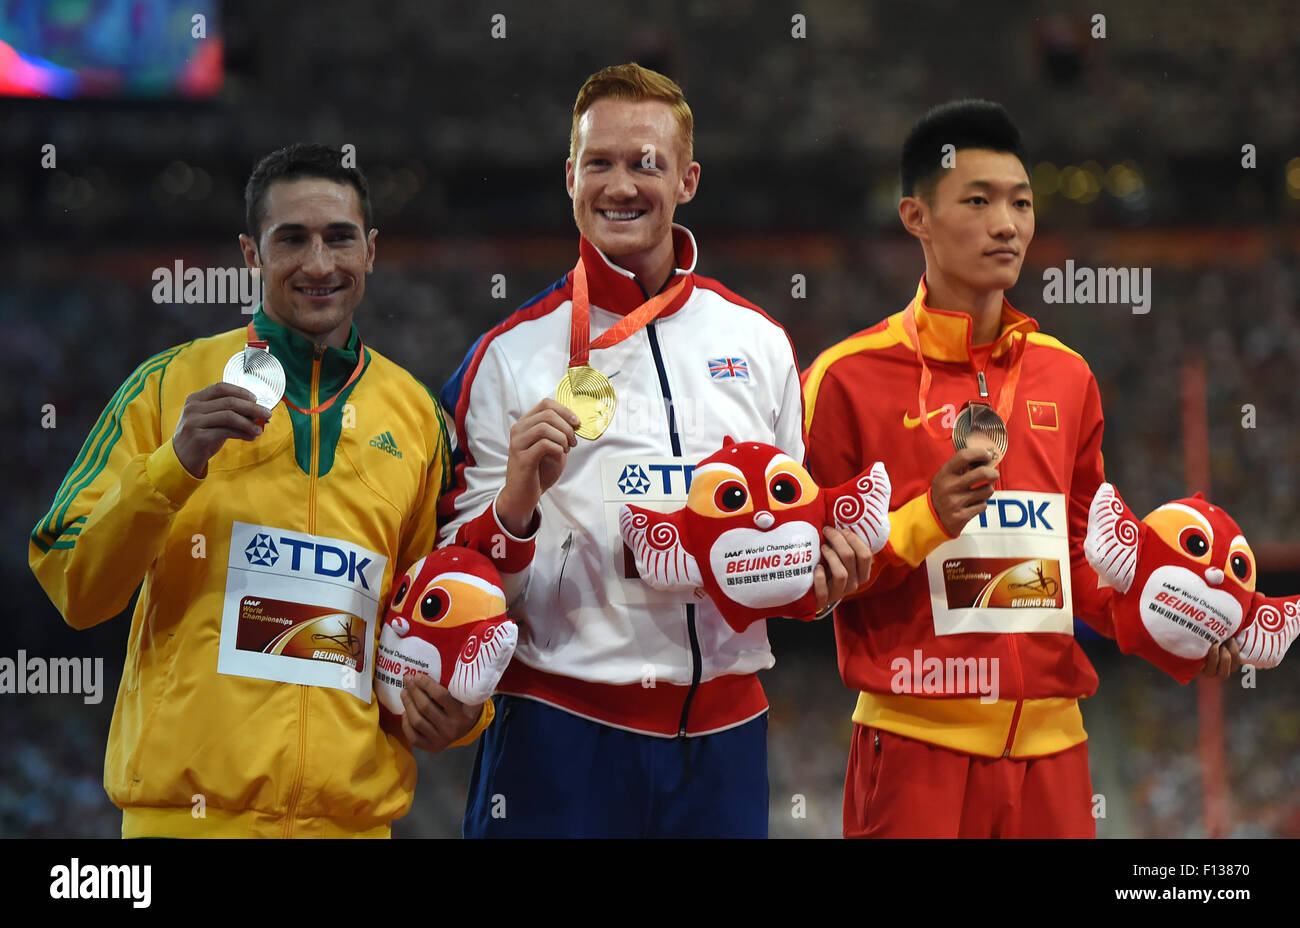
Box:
[802,278,1115,759]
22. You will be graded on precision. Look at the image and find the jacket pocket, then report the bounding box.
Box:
[864,727,885,827]
[118,588,182,801]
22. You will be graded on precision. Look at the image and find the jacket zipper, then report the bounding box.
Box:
[283,347,324,837]
[972,332,1020,491]
[977,340,1024,757]
[644,322,702,736]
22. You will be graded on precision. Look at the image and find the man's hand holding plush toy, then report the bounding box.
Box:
[1085,482,1300,684]
[377,547,519,752]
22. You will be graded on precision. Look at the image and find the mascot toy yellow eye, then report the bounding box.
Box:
[375,546,517,722]
[1085,483,1300,683]
[620,437,892,632]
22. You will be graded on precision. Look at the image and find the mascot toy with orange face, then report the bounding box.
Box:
[619,437,891,632]
[375,546,518,721]
[1085,482,1300,683]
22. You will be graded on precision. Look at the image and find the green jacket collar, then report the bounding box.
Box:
[250,306,363,407]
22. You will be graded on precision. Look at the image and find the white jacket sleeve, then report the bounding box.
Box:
[437,337,539,605]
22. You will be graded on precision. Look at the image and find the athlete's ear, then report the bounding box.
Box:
[565,157,576,200]
[239,233,261,269]
[898,196,930,243]
[365,228,377,274]
[677,161,701,205]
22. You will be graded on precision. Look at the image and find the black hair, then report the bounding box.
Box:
[901,100,1027,199]
[244,142,372,241]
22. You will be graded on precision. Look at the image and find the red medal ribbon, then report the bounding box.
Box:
[901,289,1028,440]
[245,320,365,415]
[568,257,688,368]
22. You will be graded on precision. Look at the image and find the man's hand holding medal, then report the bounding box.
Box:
[495,398,581,538]
[930,446,1001,538]
[172,383,276,479]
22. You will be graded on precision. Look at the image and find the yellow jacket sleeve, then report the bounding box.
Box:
[29,346,200,630]
[446,698,496,748]
[393,396,452,578]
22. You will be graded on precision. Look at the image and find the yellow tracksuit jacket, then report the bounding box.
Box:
[30,308,490,837]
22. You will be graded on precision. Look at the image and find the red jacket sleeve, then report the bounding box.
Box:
[1068,372,1115,637]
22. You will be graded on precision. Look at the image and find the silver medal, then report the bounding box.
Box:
[952,402,1007,467]
[222,346,285,411]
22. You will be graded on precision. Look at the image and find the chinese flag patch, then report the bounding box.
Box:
[1027,400,1059,430]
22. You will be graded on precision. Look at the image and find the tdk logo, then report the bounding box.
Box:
[647,463,695,494]
[618,465,651,495]
[617,463,697,495]
[244,533,279,567]
[612,460,698,498]
[975,498,1054,531]
[647,460,691,491]
[248,535,374,590]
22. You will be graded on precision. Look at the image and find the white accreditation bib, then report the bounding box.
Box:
[925,492,1073,636]
[218,521,388,702]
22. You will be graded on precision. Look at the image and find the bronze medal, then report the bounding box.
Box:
[555,364,617,440]
[900,282,1028,470]
[952,401,1007,467]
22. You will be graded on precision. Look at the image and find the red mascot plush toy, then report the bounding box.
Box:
[620,437,891,632]
[1085,482,1300,683]
[375,546,517,722]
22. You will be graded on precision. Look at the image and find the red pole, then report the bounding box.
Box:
[1181,351,1229,838]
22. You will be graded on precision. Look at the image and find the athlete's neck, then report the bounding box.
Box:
[612,237,676,298]
[262,304,353,350]
[923,270,1003,346]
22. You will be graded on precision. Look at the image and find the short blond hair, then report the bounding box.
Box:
[570,62,694,165]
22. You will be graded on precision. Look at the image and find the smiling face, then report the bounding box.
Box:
[239,177,376,348]
[566,97,700,283]
[903,148,1034,297]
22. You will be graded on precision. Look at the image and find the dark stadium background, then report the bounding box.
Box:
[2,0,1297,838]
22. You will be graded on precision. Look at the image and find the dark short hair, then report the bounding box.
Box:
[901,100,1027,199]
[244,143,372,241]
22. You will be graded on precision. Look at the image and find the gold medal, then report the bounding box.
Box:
[559,254,686,442]
[952,401,1007,467]
[555,364,617,440]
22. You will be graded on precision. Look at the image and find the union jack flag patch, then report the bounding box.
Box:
[708,357,750,380]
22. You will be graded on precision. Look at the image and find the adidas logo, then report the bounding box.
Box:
[368,431,403,459]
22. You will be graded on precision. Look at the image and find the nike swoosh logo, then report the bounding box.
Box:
[903,405,955,429]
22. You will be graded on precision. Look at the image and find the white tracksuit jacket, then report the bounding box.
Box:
[438,226,804,736]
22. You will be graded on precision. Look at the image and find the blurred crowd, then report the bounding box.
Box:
[4,0,1298,244]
